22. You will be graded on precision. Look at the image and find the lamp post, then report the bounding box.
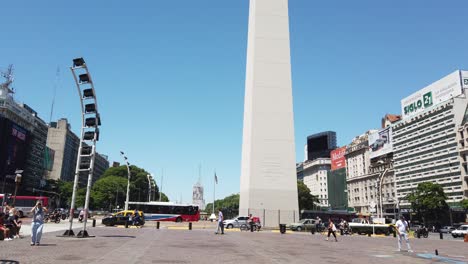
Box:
[63,57,101,238]
[12,171,22,206]
[120,151,131,211]
[147,174,155,202]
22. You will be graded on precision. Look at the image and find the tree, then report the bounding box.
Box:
[91,176,128,210]
[407,182,449,225]
[205,194,239,219]
[98,165,160,204]
[159,192,169,202]
[461,199,468,212]
[297,180,319,212]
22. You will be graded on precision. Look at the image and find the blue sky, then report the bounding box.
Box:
[2,0,468,204]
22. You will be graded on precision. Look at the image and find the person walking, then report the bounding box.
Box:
[326,218,338,242]
[215,209,224,235]
[30,200,47,246]
[395,216,413,252]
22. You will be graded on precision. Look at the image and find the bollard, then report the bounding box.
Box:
[125,220,129,228]
[311,228,315,235]
[340,229,344,236]
[368,232,371,237]
[393,231,396,238]
[435,249,438,256]
[92,218,96,227]
[250,224,254,232]
[279,224,286,234]
[464,234,468,242]
[417,230,421,239]
[439,232,443,240]
[189,222,192,230]
[157,221,160,229]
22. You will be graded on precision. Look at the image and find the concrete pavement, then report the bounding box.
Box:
[1,222,466,264]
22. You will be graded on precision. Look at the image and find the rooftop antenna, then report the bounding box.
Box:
[49,66,60,124]
[1,64,15,94]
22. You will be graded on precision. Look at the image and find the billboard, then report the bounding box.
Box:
[368,127,392,159]
[331,147,346,171]
[462,70,468,89]
[401,70,464,119]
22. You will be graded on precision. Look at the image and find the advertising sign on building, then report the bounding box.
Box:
[462,70,468,89]
[401,70,464,119]
[368,127,393,159]
[331,147,346,171]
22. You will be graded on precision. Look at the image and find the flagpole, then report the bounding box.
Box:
[213,171,216,214]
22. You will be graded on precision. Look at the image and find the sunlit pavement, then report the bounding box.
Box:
[1,221,467,264]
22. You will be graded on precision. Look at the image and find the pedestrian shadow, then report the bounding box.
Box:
[0,260,20,264]
[100,235,136,238]
[36,244,57,247]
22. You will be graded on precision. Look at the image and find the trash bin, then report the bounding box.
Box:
[279,224,286,234]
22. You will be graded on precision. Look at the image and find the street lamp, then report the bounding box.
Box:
[120,151,131,211]
[63,57,101,238]
[12,171,22,206]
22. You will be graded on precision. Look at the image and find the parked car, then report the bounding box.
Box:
[288,219,318,232]
[101,210,145,226]
[451,225,468,238]
[439,226,456,233]
[223,216,249,229]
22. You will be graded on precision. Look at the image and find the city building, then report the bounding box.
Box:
[46,118,80,182]
[90,153,109,184]
[192,181,205,210]
[47,118,109,185]
[393,70,468,208]
[306,131,337,161]
[345,130,374,214]
[21,104,50,191]
[296,162,304,181]
[0,66,51,194]
[302,158,331,206]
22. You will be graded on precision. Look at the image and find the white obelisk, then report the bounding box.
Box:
[239,0,299,227]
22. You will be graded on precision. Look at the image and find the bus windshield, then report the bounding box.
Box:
[129,202,199,222]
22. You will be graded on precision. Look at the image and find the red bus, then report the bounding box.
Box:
[129,201,199,222]
[0,194,49,218]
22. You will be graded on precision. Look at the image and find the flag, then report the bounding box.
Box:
[214,173,218,184]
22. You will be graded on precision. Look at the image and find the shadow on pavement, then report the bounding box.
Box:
[0,260,20,264]
[36,244,57,247]
[100,235,136,238]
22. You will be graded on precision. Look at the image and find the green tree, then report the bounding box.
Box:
[91,176,128,210]
[159,192,169,202]
[297,180,319,212]
[461,199,468,212]
[98,165,160,204]
[407,182,449,225]
[205,194,239,219]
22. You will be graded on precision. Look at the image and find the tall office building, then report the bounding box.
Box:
[306,131,337,161]
[239,0,299,226]
[0,67,51,194]
[47,118,108,185]
[302,158,331,206]
[393,70,468,207]
[46,118,80,182]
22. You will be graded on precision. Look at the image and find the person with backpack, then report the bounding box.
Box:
[395,216,413,252]
[326,218,338,242]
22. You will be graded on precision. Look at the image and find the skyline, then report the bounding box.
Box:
[2,0,468,204]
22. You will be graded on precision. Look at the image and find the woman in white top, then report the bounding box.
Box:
[326,218,338,242]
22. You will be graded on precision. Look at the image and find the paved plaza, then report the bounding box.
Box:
[0,221,467,264]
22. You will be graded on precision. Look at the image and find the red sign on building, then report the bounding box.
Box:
[331,147,346,171]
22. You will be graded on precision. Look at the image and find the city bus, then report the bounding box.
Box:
[0,194,49,218]
[128,201,199,222]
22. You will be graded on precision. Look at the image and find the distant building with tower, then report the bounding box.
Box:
[192,181,205,210]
